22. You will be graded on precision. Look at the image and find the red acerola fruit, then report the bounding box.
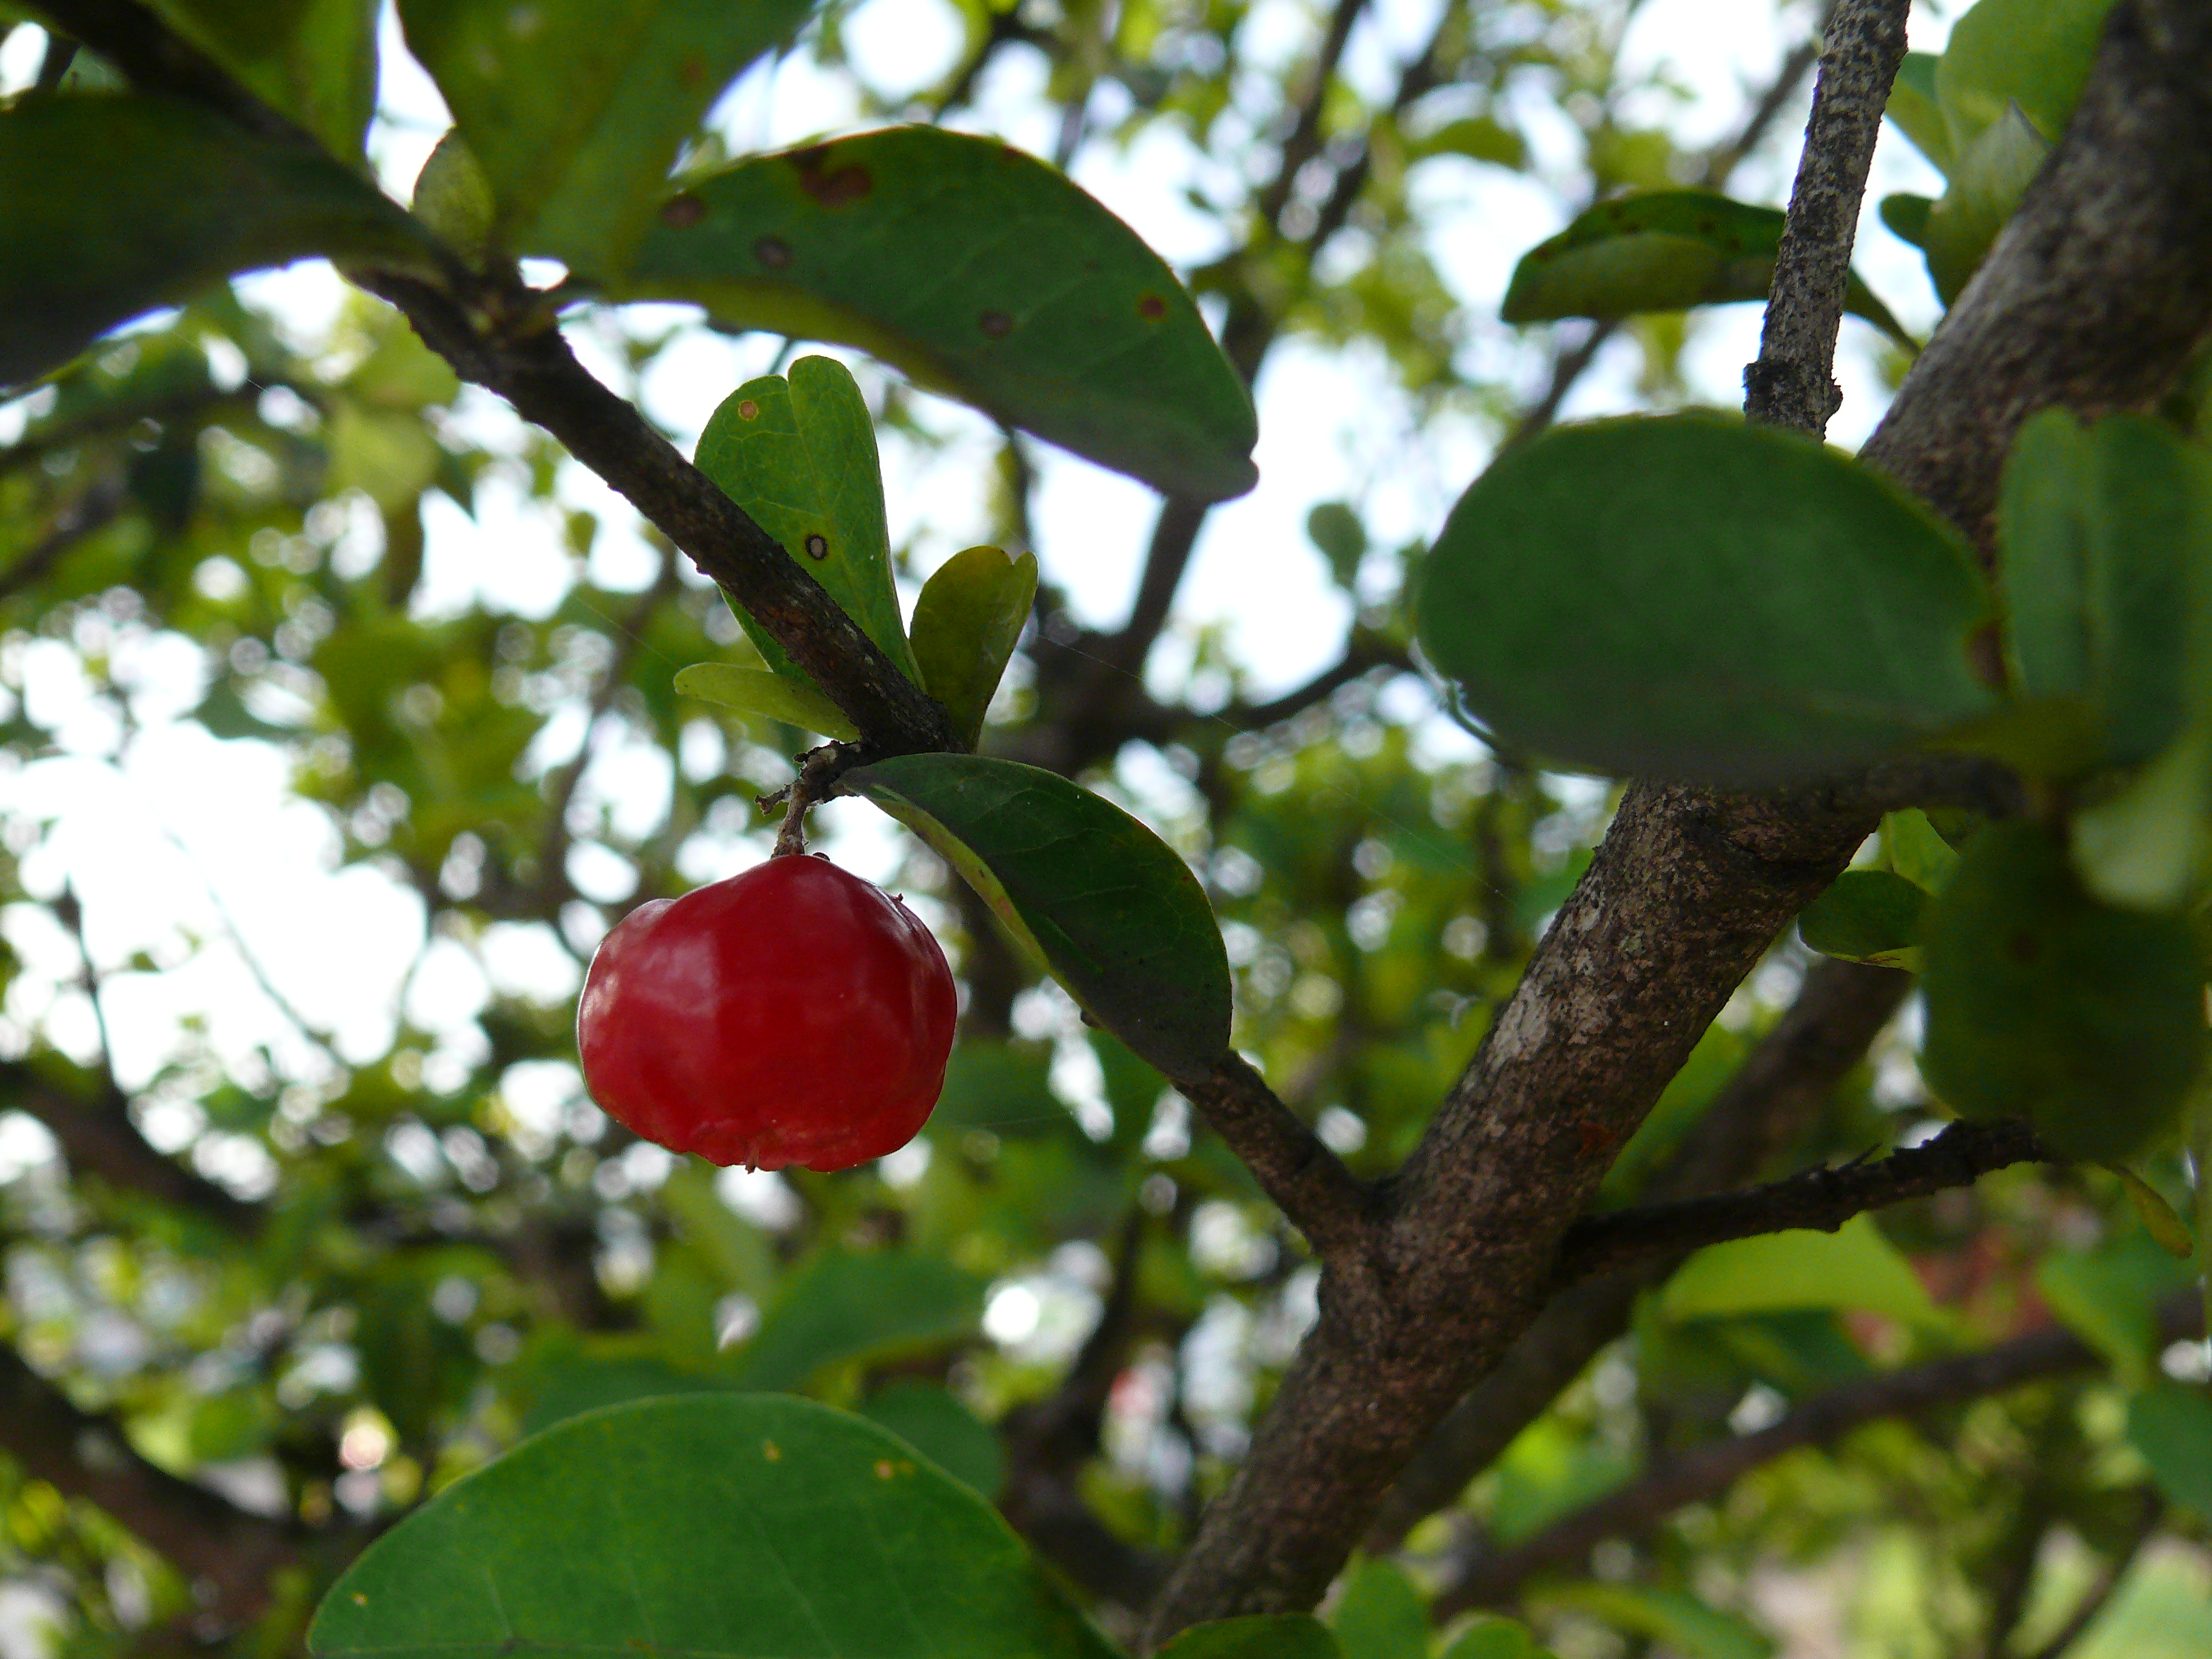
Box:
[576,855,957,1172]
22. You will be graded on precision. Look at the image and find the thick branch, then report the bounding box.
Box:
[1146,1,2212,1636]
[1553,1117,2049,1287]
[1360,958,1910,1551]
[1433,1296,2200,1617]
[1744,0,1910,433]
[0,1341,309,1622]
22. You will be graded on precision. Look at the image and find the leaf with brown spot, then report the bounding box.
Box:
[620,126,1257,502]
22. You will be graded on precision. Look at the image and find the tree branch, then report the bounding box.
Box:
[1432,1296,2200,1618]
[37,0,954,760]
[1361,958,1911,1552]
[1,1060,261,1231]
[1180,1053,1372,1262]
[1552,1117,2050,1288]
[1146,0,2212,1635]
[1743,0,1910,434]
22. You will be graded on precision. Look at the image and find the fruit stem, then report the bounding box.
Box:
[762,745,845,858]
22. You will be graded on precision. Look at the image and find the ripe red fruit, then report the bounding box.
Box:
[576,855,957,1172]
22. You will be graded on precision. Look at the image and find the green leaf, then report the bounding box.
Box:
[411,130,497,267]
[145,0,378,159]
[1938,0,2120,153]
[1920,106,2050,306]
[1660,1215,1945,1330]
[1544,1584,1772,1659]
[307,1395,1116,1659]
[1307,502,1368,588]
[1498,191,1912,348]
[2073,720,2212,911]
[1158,1617,1341,1659]
[2078,415,2202,765]
[622,127,1259,502]
[518,1356,725,1436]
[1407,115,1524,169]
[845,754,1232,1079]
[1879,193,1934,251]
[2106,1164,2197,1260]
[855,1381,1005,1498]
[723,1250,985,1393]
[1415,414,1999,783]
[2129,1384,2212,1518]
[1329,1559,1429,1659]
[908,545,1039,750]
[1797,870,1926,969]
[1919,822,2206,1161]
[672,662,860,741]
[1998,407,2096,701]
[1441,1617,1558,1659]
[1885,52,1953,176]
[2037,1230,2196,1386]
[694,357,922,690]
[0,94,440,388]
[394,0,815,273]
[1883,809,1962,891]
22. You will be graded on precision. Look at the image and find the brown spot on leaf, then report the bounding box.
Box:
[790,146,874,207]
[1137,292,1167,321]
[737,400,759,420]
[804,534,828,560]
[678,50,706,87]
[979,310,1014,337]
[754,235,792,269]
[1695,216,1717,234]
[660,193,706,229]
[763,1438,781,1461]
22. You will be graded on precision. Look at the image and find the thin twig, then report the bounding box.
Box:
[1551,1117,2051,1288]
[1743,0,1911,434]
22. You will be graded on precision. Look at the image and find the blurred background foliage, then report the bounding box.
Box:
[0,1,2208,1657]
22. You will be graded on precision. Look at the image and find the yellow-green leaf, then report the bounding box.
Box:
[672,663,860,742]
[909,546,1038,751]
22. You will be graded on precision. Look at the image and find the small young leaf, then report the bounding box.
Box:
[843,754,1232,1079]
[1937,0,2120,155]
[411,129,497,267]
[395,0,815,274]
[623,127,1258,503]
[146,0,378,159]
[307,1395,1116,1659]
[1156,1617,1341,1659]
[1884,51,1953,176]
[2104,1164,2196,1259]
[2079,414,2199,765]
[1919,822,2206,1161]
[1415,414,1999,783]
[2073,716,2212,911]
[1882,809,1962,891]
[1499,190,1913,348]
[695,357,922,692]
[672,663,860,742]
[908,546,1039,751]
[1920,106,2051,305]
[1797,870,1926,970]
[0,95,440,388]
[1879,193,1934,250]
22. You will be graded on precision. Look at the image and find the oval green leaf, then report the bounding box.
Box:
[2130,1381,2212,1519]
[1797,870,1926,970]
[395,0,815,273]
[1884,51,1953,177]
[673,662,860,740]
[720,1249,985,1393]
[1937,0,2119,153]
[0,94,440,389]
[909,545,1039,751]
[695,356,922,691]
[146,0,378,159]
[1415,414,2000,783]
[843,753,1233,1080]
[1500,190,1911,348]
[622,127,1259,503]
[307,1395,1114,1659]
[1920,821,2207,1161]
[1660,1214,1944,1330]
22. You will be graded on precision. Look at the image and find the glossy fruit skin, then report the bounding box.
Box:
[576,856,957,1172]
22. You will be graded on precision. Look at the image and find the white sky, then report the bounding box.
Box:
[0,0,1965,1183]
